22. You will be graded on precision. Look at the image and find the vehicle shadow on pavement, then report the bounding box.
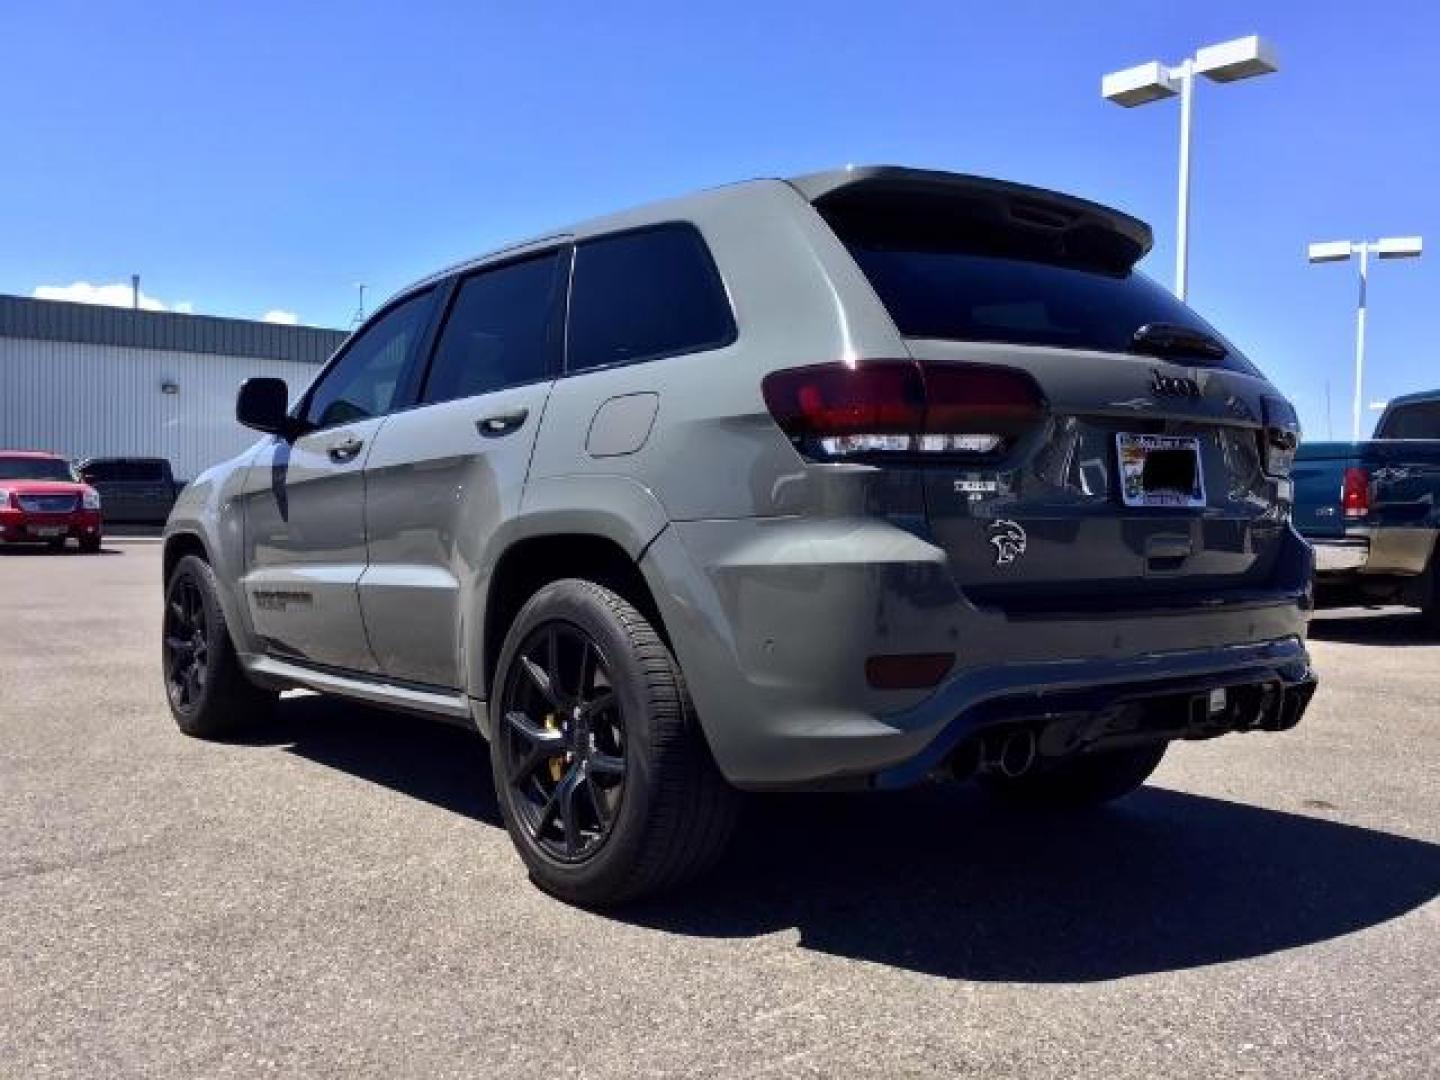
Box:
[244,696,1440,984]
[1308,609,1438,647]
[237,693,503,827]
[625,786,1440,983]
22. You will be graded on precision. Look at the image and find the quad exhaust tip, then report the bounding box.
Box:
[946,727,1039,782]
[995,728,1037,778]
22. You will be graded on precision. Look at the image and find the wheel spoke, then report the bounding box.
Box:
[503,710,566,781]
[165,635,194,655]
[577,641,597,700]
[588,752,624,777]
[532,763,580,851]
[557,766,582,856]
[584,776,611,833]
[534,787,560,840]
[520,655,561,710]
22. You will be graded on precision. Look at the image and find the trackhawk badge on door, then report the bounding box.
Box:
[988,519,1027,567]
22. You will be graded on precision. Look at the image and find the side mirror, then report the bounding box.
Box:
[236,377,297,437]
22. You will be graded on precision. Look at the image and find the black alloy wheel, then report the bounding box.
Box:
[164,574,210,712]
[500,621,627,863]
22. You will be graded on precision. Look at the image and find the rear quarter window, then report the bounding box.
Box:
[566,223,735,374]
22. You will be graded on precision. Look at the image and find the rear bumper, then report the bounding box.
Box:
[873,640,1315,789]
[1311,538,1369,573]
[1309,526,1436,577]
[642,517,1315,790]
[0,509,102,542]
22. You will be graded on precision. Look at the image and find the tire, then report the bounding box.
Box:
[1421,561,1440,635]
[162,554,276,738]
[79,535,101,554]
[490,578,739,907]
[979,742,1168,809]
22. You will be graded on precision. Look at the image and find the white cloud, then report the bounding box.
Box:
[33,281,169,311]
[34,282,304,327]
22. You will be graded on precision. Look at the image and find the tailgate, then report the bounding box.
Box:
[910,340,1286,612]
[1292,443,1353,540]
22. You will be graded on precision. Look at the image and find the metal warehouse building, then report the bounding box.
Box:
[0,295,347,481]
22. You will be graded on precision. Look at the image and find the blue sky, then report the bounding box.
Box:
[2,0,1435,437]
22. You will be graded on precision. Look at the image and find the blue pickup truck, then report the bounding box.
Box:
[1294,389,1440,626]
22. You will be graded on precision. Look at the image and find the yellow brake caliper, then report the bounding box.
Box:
[544,713,566,783]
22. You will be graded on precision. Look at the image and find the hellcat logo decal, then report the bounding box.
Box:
[988,519,1027,567]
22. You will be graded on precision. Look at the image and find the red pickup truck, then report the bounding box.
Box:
[0,451,104,553]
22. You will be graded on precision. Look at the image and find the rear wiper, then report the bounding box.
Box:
[1129,322,1228,362]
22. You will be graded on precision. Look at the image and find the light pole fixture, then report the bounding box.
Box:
[1307,237,1424,440]
[1102,35,1279,301]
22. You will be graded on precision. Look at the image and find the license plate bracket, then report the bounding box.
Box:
[1116,433,1206,509]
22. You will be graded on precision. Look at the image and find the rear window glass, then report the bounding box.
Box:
[1378,402,1440,439]
[86,461,165,482]
[825,198,1255,372]
[567,224,735,373]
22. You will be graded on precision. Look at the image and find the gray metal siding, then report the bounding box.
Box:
[0,336,322,481]
[0,294,347,365]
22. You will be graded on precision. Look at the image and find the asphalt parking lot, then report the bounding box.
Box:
[3,540,1437,1078]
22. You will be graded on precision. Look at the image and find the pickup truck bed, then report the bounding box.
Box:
[1294,390,1440,625]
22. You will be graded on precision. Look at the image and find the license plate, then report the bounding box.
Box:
[1116,433,1206,509]
[32,526,65,538]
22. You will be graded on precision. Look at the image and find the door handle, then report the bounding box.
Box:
[476,407,530,437]
[327,435,365,463]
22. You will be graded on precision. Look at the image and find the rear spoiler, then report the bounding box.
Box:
[789,166,1154,274]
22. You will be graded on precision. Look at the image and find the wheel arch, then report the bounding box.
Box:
[162,530,211,583]
[479,532,669,704]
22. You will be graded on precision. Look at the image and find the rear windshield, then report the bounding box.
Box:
[83,461,167,482]
[825,198,1255,372]
[1377,402,1440,439]
[0,456,75,482]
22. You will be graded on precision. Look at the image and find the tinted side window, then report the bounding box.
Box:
[567,224,734,373]
[421,252,565,405]
[303,290,433,428]
[1378,402,1440,439]
[84,462,117,481]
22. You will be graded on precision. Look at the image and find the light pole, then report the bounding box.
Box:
[1307,237,1424,440]
[1102,35,1279,301]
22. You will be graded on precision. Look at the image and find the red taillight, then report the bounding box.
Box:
[1342,466,1370,518]
[923,364,1046,439]
[761,360,1044,458]
[763,361,924,438]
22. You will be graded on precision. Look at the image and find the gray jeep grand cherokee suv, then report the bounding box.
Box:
[162,167,1316,905]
